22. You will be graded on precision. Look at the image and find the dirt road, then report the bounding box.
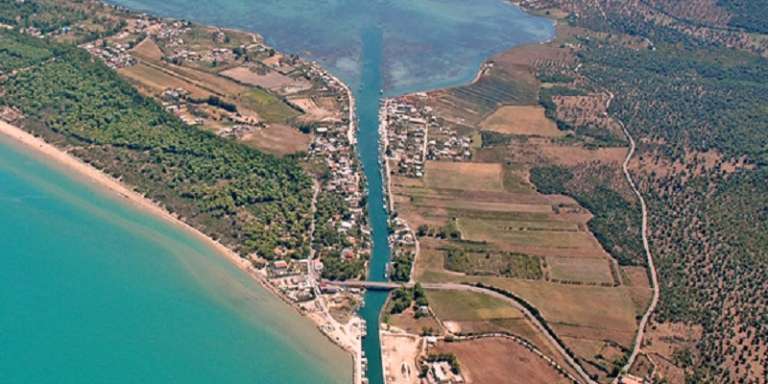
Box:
[607,92,661,382]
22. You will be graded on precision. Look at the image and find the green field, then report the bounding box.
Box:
[239,88,301,123]
[427,289,523,322]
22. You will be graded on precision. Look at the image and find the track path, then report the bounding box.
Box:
[607,92,661,382]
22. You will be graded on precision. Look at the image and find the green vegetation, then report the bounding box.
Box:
[444,248,542,279]
[313,190,365,281]
[416,220,462,240]
[530,165,644,266]
[0,0,85,34]
[0,0,127,43]
[389,251,414,282]
[0,31,57,71]
[717,0,768,33]
[0,30,312,259]
[388,283,428,315]
[239,88,301,123]
[528,165,573,195]
[581,43,768,163]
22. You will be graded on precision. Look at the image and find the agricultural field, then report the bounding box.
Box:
[239,88,301,123]
[220,65,312,94]
[427,289,525,323]
[385,19,653,382]
[113,25,327,155]
[433,338,573,384]
[119,63,211,99]
[479,105,563,137]
[241,123,311,156]
[424,161,504,192]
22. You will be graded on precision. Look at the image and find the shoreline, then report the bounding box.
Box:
[0,119,360,382]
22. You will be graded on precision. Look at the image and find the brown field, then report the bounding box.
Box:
[386,307,443,335]
[502,164,536,193]
[424,161,503,192]
[242,123,311,155]
[159,61,247,96]
[434,338,572,384]
[416,268,640,347]
[130,37,164,61]
[476,278,639,338]
[621,266,651,288]
[119,63,211,99]
[220,65,311,93]
[458,216,597,250]
[289,96,339,122]
[539,143,628,166]
[546,256,615,285]
[480,105,563,137]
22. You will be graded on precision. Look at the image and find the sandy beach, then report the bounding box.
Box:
[0,120,250,270]
[0,119,361,382]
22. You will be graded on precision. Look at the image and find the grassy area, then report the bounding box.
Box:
[546,256,615,285]
[457,217,593,249]
[444,248,543,280]
[425,161,503,191]
[427,289,523,322]
[239,88,301,123]
[479,105,563,137]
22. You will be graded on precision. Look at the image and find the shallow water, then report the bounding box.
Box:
[72,1,553,382]
[109,0,553,94]
[0,138,350,383]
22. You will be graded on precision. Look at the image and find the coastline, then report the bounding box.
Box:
[0,119,360,382]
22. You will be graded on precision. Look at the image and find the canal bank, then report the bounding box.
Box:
[354,26,389,384]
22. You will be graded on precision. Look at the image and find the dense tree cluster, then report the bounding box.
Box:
[716,0,768,34]
[313,190,365,281]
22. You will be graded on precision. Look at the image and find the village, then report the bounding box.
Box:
[381,95,472,179]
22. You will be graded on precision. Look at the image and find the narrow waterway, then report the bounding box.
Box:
[354,26,389,384]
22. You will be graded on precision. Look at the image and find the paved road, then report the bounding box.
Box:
[607,92,661,382]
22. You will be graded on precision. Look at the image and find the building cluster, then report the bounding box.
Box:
[267,259,320,303]
[382,96,472,179]
[307,78,370,263]
[151,19,191,50]
[422,361,464,384]
[381,98,429,178]
[83,40,137,69]
[388,216,417,276]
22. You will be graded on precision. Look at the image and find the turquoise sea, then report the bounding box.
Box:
[0,138,349,383]
[4,1,553,383]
